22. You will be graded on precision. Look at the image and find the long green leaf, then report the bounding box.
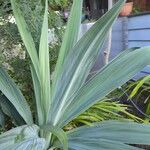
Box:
[0,125,45,150]
[0,109,5,127]
[11,0,40,79]
[68,139,142,150]
[41,124,68,150]
[129,75,150,98]
[51,0,126,126]
[39,0,51,124]
[58,47,150,127]
[53,0,83,89]
[0,68,33,124]
[68,120,150,145]
[30,66,44,126]
[0,95,25,126]
[5,138,45,150]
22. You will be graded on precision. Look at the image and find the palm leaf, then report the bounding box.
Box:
[0,68,33,124]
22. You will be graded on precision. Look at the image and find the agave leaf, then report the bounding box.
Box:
[0,125,45,150]
[42,124,68,150]
[0,126,27,148]
[68,120,150,145]
[51,0,126,125]
[0,109,5,127]
[5,138,45,150]
[0,95,25,126]
[38,0,51,124]
[53,0,83,88]
[30,66,44,125]
[58,47,150,127]
[0,68,33,124]
[68,139,142,150]
[11,0,40,79]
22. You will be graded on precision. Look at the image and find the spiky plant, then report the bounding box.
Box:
[1,0,150,149]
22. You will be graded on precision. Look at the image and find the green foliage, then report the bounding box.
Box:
[133,6,141,14]
[66,98,142,128]
[1,0,150,150]
[49,0,72,10]
[127,75,150,121]
[0,0,66,124]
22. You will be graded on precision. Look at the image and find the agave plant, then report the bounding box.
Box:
[1,0,150,149]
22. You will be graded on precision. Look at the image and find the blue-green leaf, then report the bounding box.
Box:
[59,47,150,127]
[39,0,51,124]
[68,120,150,146]
[0,68,33,124]
[0,95,25,126]
[0,125,45,150]
[51,0,126,126]
[11,0,40,79]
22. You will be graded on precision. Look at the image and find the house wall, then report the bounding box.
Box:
[110,13,150,58]
[128,14,150,48]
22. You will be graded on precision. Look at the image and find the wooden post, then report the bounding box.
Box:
[104,0,113,65]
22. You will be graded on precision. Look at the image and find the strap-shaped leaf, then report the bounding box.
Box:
[0,109,5,127]
[0,95,25,126]
[11,0,40,79]
[41,124,68,150]
[0,126,27,148]
[53,0,83,89]
[0,125,45,150]
[30,66,44,126]
[51,0,126,125]
[68,120,150,146]
[5,138,45,150]
[58,47,150,127]
[0,68,33,124]
[68,139,142,150]
[39,0,51,124]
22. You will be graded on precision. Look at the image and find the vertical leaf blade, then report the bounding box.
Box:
[0,68,33,124]
[11,0,40,79]
[30,66,44,125]
[53,0,83,89]
[39,0,51,124]
[51,0,126,126]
